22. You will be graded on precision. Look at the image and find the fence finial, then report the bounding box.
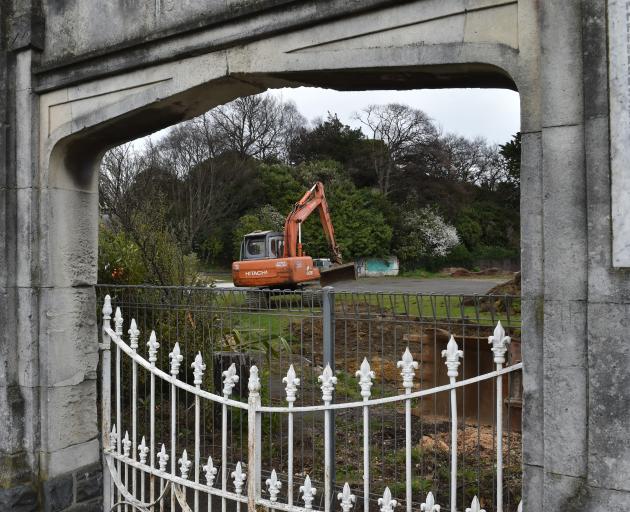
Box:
[147,331,159,366]
[397,348,418,390]
[102,295,112,320]
[157,444,169,472]
[442,336,464,378]
[108,425,118,452]
[138,436,149,464]
[465,496,486,512]
[283,364,300,403]
[378,487,398,512]
[266,469,282,502]
[222,363,240,397]
[191,352,206,386]
[338,482,356,512]
[488,321,511,364]
[356,358,375,398]
[179,450,192,479]
[203,456,218,487]
[169,342,183,377]
[231,461,246,495]
[122,431,131,458]
[420,492,440,511]
[300,475,316,510]
[114,307,123,336]
[128,319,140,351]
[248,365,261,396]
[318,364,337,402]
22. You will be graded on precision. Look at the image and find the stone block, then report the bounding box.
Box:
[39,188,98,288]
[43,473,73,512]
[541,125,587,301]
[585,115,612,267]
[42,381,98,455]
[584,115,630,302]
[519,131,543,300]
[542,472,589,510]
[520,297,543,466]
[586,486,630,511]
[0,482,38,512]
[582,0,608,120]
[16,287,40,388]
[15,187,36,289]
[542,300,588,477]
[45,439,100,481]
[464,4,518,48]
[587,302,630,492]
[0,386,27,455]
[521,463,543,512]
[515,0,542,133]
[65,499,103,512]
[38,286,98,387]
[541,2,583,127]
[0,286,18,386]
[543,363,588,477]
[543,300,587,369]
[74,462,102,503]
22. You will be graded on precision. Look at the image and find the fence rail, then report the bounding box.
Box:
[99,291,523,512]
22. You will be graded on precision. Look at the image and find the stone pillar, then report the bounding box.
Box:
[584,0,630,508]
[540,2,590,509]
[0,3,103,510]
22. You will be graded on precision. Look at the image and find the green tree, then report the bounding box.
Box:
[301,180,393,260]
[289,114,377,188]
[98,223,148,284]
[255,163,304,215]
[497,132,521,206]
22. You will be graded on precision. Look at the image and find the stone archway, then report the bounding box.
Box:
[2,1,621,510]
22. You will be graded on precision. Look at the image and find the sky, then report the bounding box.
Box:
[269,87,520,145]
[136,87,520,147]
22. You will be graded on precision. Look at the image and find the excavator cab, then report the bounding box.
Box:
[239,231,285,261]
[233,230,318,288]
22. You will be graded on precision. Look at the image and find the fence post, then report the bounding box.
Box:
[322,286,336,509]
[101,296,113,509]
[442,336,463,512]
[247,366,262,512]
[489,322,510,512]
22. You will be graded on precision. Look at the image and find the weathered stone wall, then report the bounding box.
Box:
[1,0,630,510]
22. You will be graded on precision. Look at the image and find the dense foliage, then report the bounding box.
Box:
[99,93,520,284]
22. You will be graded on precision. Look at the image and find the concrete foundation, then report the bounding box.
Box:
[0,0,628,509]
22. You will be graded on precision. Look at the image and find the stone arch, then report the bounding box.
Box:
[42,60,537,506]
[9,2,612,511]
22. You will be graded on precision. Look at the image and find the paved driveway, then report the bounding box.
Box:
[329,276,510,295]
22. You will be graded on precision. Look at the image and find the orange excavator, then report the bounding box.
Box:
[232,182,356,288]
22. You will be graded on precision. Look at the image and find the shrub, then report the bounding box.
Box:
[395,207,460,267]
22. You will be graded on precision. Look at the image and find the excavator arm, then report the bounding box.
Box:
[283,182,343,264]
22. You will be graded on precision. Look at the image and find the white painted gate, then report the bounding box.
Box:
[99,295,523,512]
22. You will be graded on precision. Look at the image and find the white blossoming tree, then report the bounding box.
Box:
[397,206,460,265]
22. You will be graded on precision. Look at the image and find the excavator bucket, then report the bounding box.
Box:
[319,262,357,287]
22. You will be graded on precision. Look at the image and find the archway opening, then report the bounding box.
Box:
[91,79,522,512]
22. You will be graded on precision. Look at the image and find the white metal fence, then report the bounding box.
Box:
[100,295,523,512]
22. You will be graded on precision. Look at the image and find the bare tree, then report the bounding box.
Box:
[354,103,439,194]
[210,94,306,161]
[433,134,508,188]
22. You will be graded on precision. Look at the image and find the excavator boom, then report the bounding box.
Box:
[283,182,342,263]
